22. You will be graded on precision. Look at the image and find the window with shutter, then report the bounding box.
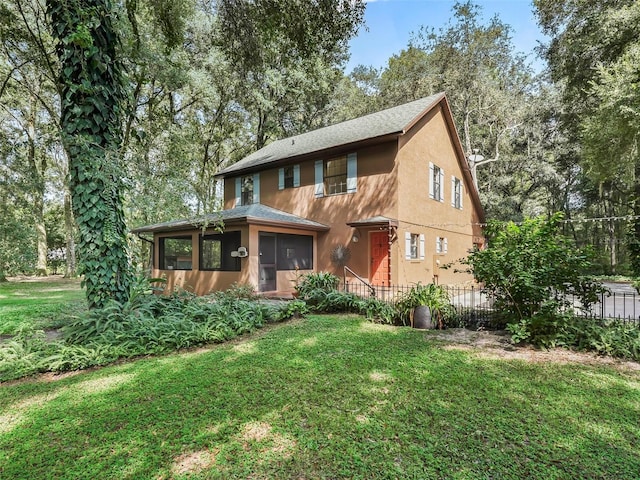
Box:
[451,176,462,209]
[431,163,443,202]
[315,153,357,197]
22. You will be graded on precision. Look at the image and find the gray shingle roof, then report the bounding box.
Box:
[346,216,399,228]
[217,93,445,176]
[131,204,329,234]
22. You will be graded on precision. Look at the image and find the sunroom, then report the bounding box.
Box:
[131,204,329,296]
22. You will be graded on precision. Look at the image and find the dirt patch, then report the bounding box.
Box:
[171,449,218,476]
[428,328,640,371]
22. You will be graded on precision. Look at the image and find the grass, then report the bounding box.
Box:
[0,277,86,335]
[1,315,638,479]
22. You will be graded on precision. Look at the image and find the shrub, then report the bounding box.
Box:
[210,282,259,301]
[296,272,340,299]
[464,213,606,324]
[61,285,279,364]
[358,297,398,324]
[507,311,640,361]
[0,327,52,381]
[273,299,309,321]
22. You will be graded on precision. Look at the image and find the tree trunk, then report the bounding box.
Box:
[34,195,48,276]
[63,189,76,277]
[27,93,48,276]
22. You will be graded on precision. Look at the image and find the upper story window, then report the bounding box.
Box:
[284,166,295,188]
[278,165,300,190]
[159,236,192,270]
[241,176,254,205]
[429,162,444,202]
[451,176,463,209]
[235,173,260,206]
[324,156,347,195]
[315,153,357,197]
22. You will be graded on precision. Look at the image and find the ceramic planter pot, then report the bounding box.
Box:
[412,305,433,329]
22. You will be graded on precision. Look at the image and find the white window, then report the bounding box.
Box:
[405,232,425,260]
[451,176,463,209]
[429,162,445,202]
[410,233,419,259]
[436,237,448,254]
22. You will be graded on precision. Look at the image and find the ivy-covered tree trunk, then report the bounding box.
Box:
[63,189,77,278]
[47,0,132,307]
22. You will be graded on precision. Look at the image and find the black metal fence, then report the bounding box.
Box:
[342,281,640,328]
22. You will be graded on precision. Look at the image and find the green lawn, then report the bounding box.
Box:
[0,277,86,335]
[1,315,638,479]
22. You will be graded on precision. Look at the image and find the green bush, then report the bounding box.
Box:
[0,277,315,381]
[0,327,55,381]
[507,310,640,361]
[358,296,398,324]
[465,213,605,324]
[301,288,398,324]
[274,299,309,321]
[296,272,340,299]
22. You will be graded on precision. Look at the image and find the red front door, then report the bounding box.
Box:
[370,231,390,286]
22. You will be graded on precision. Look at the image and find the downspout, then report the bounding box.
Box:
[137,233,154,273]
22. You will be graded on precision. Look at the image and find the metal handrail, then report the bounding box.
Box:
[344,266,376,297]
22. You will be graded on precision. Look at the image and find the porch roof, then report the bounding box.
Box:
[346,215,399,228]
[131,204,330,234]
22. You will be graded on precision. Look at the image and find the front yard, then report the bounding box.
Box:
[1,314,638,479]
[0,276,86,335]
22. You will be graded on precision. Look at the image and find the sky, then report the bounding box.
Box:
[346,0,548,73]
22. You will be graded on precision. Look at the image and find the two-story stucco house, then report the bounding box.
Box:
[132,93,485,295]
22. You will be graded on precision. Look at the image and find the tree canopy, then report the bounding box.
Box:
[1,0,639,292]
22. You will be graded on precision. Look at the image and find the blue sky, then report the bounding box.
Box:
[346,0,547,73]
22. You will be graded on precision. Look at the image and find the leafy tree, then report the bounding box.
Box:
[465,213,602,323]
[216,0,366,149]
[414,1,533,156]
[0,138,37,279]
[327,65,381,122]
[0,0,61,276]
[534,0,640,274]
[378,46,434,108]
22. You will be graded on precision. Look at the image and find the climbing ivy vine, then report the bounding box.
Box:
[47,0,132,308]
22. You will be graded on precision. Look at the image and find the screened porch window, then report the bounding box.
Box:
[159,236,193,270]
[276,234,313,270]
[200,231,241,271]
